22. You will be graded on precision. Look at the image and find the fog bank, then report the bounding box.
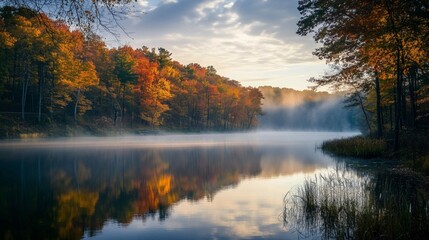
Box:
[258,87,360,131]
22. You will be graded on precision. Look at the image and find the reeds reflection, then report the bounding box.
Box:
[283,167,429,239]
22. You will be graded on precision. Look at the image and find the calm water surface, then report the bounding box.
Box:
[0,131,359,239]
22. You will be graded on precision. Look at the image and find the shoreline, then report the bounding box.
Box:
[321,133,429,177]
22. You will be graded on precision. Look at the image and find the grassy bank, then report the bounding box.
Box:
[0,114,248,139]
[321,131,429,175]
[0,115,158,139]
[322,135,388,158]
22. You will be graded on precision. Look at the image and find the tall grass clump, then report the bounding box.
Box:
[283,171,429,239]
[322,136,387,158]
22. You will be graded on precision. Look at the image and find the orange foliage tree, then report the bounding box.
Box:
[0,6,263,132]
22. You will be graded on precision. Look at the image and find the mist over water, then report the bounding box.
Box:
[0,131,357,149]
[258,98,359,131]
[258,87,360,131]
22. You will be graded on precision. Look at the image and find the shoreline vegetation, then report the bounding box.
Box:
[0,114,164,139]
[321,129,429,178]
[321,131,429,175]
[0,114,254,139]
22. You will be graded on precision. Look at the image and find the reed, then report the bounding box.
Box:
[321,136,387,158]
[283,171,429,239]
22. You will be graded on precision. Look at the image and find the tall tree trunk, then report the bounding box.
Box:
[408,64,417,129]
[375,73,383,138]
[38,62,44,123]
[247,110,254,129]
[402,88,407,128]
[114,109,117,127]
[206,88,210,129]
[351,85,372,135]
[12,50,18,103]
[389,105,393,131]
[357,91,372,135]
[74,88,81,123]
[385,0,404,151]
[49,74,55,118]
[21,63,30,120]
[122,84,125,126]
[31,83,34,113]
[131,111,134,128]
[393,49,403,151]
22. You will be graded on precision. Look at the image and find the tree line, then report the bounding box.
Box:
[297,0,429,150]
[0,7,263,134]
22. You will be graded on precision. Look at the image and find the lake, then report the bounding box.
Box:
[1,131,426,239]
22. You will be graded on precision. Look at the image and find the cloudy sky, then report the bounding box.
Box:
[105,0,327,90]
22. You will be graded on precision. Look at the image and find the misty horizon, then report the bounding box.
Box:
[258,87,360,131]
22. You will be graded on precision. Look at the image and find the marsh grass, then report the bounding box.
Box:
[321,136,388,159]
[283,171,429,239]
[322,131,429,174]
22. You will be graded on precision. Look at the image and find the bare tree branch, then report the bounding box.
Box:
[0,0,138,37]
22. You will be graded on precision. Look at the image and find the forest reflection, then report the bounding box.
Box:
[0,140,330,240]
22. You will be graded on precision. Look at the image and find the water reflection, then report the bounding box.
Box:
[0,131,356,240]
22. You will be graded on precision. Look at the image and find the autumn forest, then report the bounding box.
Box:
[1,1,429,239]
[0,7,263,137]
[297,0,429,150]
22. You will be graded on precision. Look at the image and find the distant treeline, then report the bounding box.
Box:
[0,7,263,136]
[258,87,361,131]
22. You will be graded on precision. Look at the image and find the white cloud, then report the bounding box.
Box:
[136,0,149,7]
[107,0,327,90]
[162,0,178,4]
